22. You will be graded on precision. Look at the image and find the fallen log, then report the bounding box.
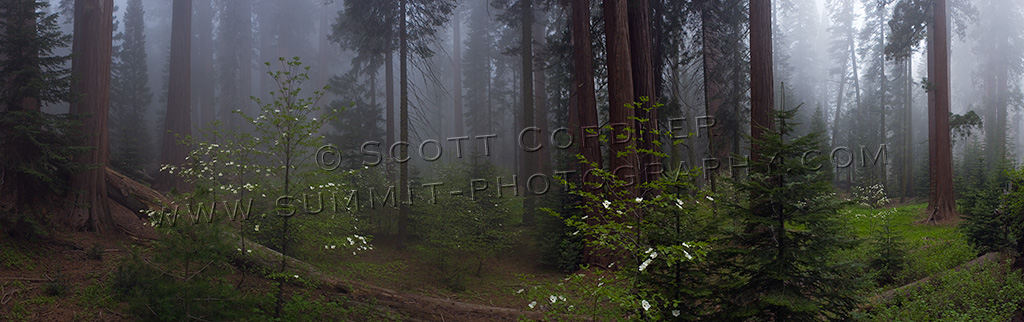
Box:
[865,252,1004,309]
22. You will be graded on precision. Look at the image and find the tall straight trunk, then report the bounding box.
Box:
[927,24,937,210]
[571,0,604,265]
[155,0,192,192]
[628,0,657,184]
[239,0,252,128]
[258,0,274,101]
[879,20,887,189]
[533,11,549,181]
[196,0,214,127]
[924,0,957,223]
[452,9,464,138]
[848,36,861,187]
[65,0,115,233]
[386,51,395,147]
[316,2,330,89]
[701,5,728,165]
[571,0,601,178]
[398,0,409,248]
[902,58,913,201]
[603,0,636,190]
[520,0,536,225]
[749,0,774,163]
[832,60,847,149]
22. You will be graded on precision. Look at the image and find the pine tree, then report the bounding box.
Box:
[719,107,860,320]
[110,0,152,180]
[0,0,81,218]
[0,0,71,111]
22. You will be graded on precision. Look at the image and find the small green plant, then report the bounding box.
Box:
[42,271,68,297]
[86,244,103,261]
[868,208,907,285]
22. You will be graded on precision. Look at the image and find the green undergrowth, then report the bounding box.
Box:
[843,203,977,287]
[863,257,1024,321]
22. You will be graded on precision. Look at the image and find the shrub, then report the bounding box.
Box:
[868,258,1024,321]
[853,183,890,208]
[412,160,520,291]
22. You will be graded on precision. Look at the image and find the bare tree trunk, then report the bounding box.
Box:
[879,17,887,189]
[571,0,604,266]
[924,0,957,223]
[452,8,464,138]
[848,36,861,188]
[65,0,115,233]
[604,0,636,183]
[195,0,214,127]
[238,0,252,129]
[701,4,728,166]
[628,0,657,184]
[902,58,913,201]
[520,0,536,225]
[533,11,549,184]
[155,0,192,192]
[749,0,774,163]
[398,0,409,248]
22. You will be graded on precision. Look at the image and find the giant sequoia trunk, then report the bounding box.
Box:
[570,0,605,266]
[571,0,601,183]
[924,0,957,223]
[154,0,192,192]
[65,0,115,233]
[749,0,774,162]
[628,0,657,184]
[603,0,636,187]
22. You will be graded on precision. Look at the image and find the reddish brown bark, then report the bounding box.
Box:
[65,0,115,233]
[155,0,192,192]
[924,0,957,223]
[750,0,775,163]
[628,0,657,184]
[603,0,637,187]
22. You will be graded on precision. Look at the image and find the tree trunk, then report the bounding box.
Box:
[604,0,636,185]
[701,4,728,166]
[452,8,463,138]
[628,0,657,184]
[398,0,409,248]
[571,0,605,265]
[749,0,774,163]
[238,0,252,129]
[533,11,550,187]
[924,0,957,223]
[879,17,887,189]
[848,36,861,188]
[902,58,913,201]
[154,0,192,192]
[520,0,535,225]
[195,0,214,127]
[65,0,115,233]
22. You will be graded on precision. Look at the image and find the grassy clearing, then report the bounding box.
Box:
[843,203,977,286]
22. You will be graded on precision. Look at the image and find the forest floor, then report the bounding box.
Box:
[0,201,990,321]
